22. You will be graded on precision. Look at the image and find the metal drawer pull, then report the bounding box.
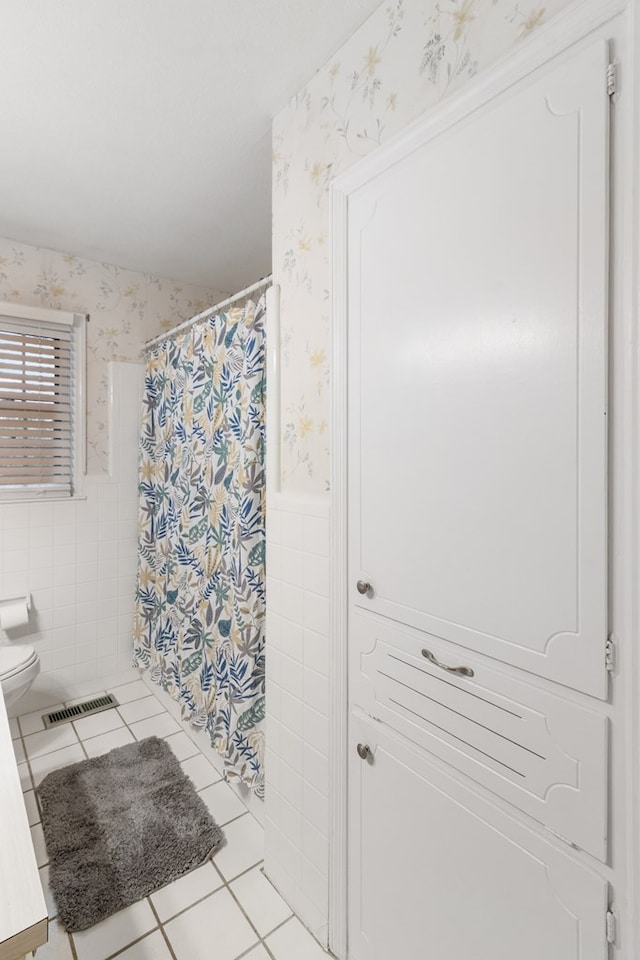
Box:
[356,580,372,595]
[421,648,474,678]
[357,743,371,760]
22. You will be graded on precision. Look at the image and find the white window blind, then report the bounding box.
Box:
[0,308,81,497]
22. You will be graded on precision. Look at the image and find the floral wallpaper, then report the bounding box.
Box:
[0,237,226,473]
[273,0,573,493]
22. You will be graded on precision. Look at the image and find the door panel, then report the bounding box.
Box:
[348,38,609,697]
[348,713,608,960]
[350,611,608,861]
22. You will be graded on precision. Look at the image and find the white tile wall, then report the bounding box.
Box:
[1,361,143,714]
[264,492,331,947]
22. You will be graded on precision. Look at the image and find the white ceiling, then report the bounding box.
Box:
[0,1,382,291]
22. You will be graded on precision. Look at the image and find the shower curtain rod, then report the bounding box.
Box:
[143,273,272,351]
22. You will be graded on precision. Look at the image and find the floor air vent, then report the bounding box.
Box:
[43,694,119,729]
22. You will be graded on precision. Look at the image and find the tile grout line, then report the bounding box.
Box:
[146,898,179,960]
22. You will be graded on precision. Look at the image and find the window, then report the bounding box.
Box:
[0,302,85,499]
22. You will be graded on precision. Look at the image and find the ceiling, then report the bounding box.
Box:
[0,1,382,292]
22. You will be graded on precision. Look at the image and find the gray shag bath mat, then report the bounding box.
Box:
[37,735,224,932]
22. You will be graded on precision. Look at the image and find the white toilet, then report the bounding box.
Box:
[0,644,40,708]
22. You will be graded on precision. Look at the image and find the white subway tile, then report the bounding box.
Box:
[279,727,303,775]
[52,646,77,669]
[303,706,329,757]
[279,761,303,815]
[280,547,305,588]
[303,553,330,597]
[267,543,282,580]
[280,511,304,551]
[303,746,328,797]
[29,526,53,549]
[53,605,77,628]
[302,857,329,917]
[76,601,99,624]
[279,654,303,698]
[7,549,28,572]
[77,562,98,584]
[33,587,53,613]
[54,544,77,566]
[279,617,303,662]
[53,584,76,609]
[3,528,27,551]
[77,541,99,564]
[281,583,303,625]
[53,501,77,526]
[98,579,118,600]
[77,580,99,603]
[266,507,281,545]
[303,593,329,638]
[98,540,118,561]
[29,502,53,527]
[52,565,76,588]
[3,504,30,531]
[280,691,303,734]
[53,525,76,547]
[266,577,281,615]
[302,820,329,876]
[303,669,329,718]
[303,516,330,558]
[302,629,329,677]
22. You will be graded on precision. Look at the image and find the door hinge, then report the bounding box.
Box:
[607,62,617,96]
[605,635,616,673]
[606,909,617,945]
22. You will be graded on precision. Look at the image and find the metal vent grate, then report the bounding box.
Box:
[42,694,119,729]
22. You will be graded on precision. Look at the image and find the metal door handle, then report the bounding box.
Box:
[356,580,372,595]
[357,743,371,760]
[421,648,474,678]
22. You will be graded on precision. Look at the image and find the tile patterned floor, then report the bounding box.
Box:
[12,679,328,960]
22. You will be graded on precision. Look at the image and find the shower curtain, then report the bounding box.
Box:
[132,295,266,796]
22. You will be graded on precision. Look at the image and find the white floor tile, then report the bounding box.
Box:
[30,744,86,787]
[165,731,199,761]
[39,863,57,918]
[9,716,20,739]
[23,789,40,826]
[165,887,258,960]
[150,861,222,922]
[115,930,173,960]
[72,899,157,960]
[83,727,135,758]
[109,679,150,703]
[213,814,264,881]
[231,867,293,937]
[13,737,25,762]
[266,917,328,960]
[129,713,181,740]
[199,780,247,826]
[180,754,221,791]
[24,724,79,760]
[242,947,271,960]
[18,761,32,791]
[19,706,63,737]
[118,696,165,725]
[30,822,48,867]
[73,709,125,740]
[33,918,73,960]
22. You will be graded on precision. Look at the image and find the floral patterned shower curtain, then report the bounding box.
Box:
[133,295,266,796]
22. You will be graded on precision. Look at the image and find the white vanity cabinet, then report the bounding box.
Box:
[0,693,47,960]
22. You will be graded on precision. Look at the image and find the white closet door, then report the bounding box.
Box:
[348,713,608,960]
[348,38,610,698]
